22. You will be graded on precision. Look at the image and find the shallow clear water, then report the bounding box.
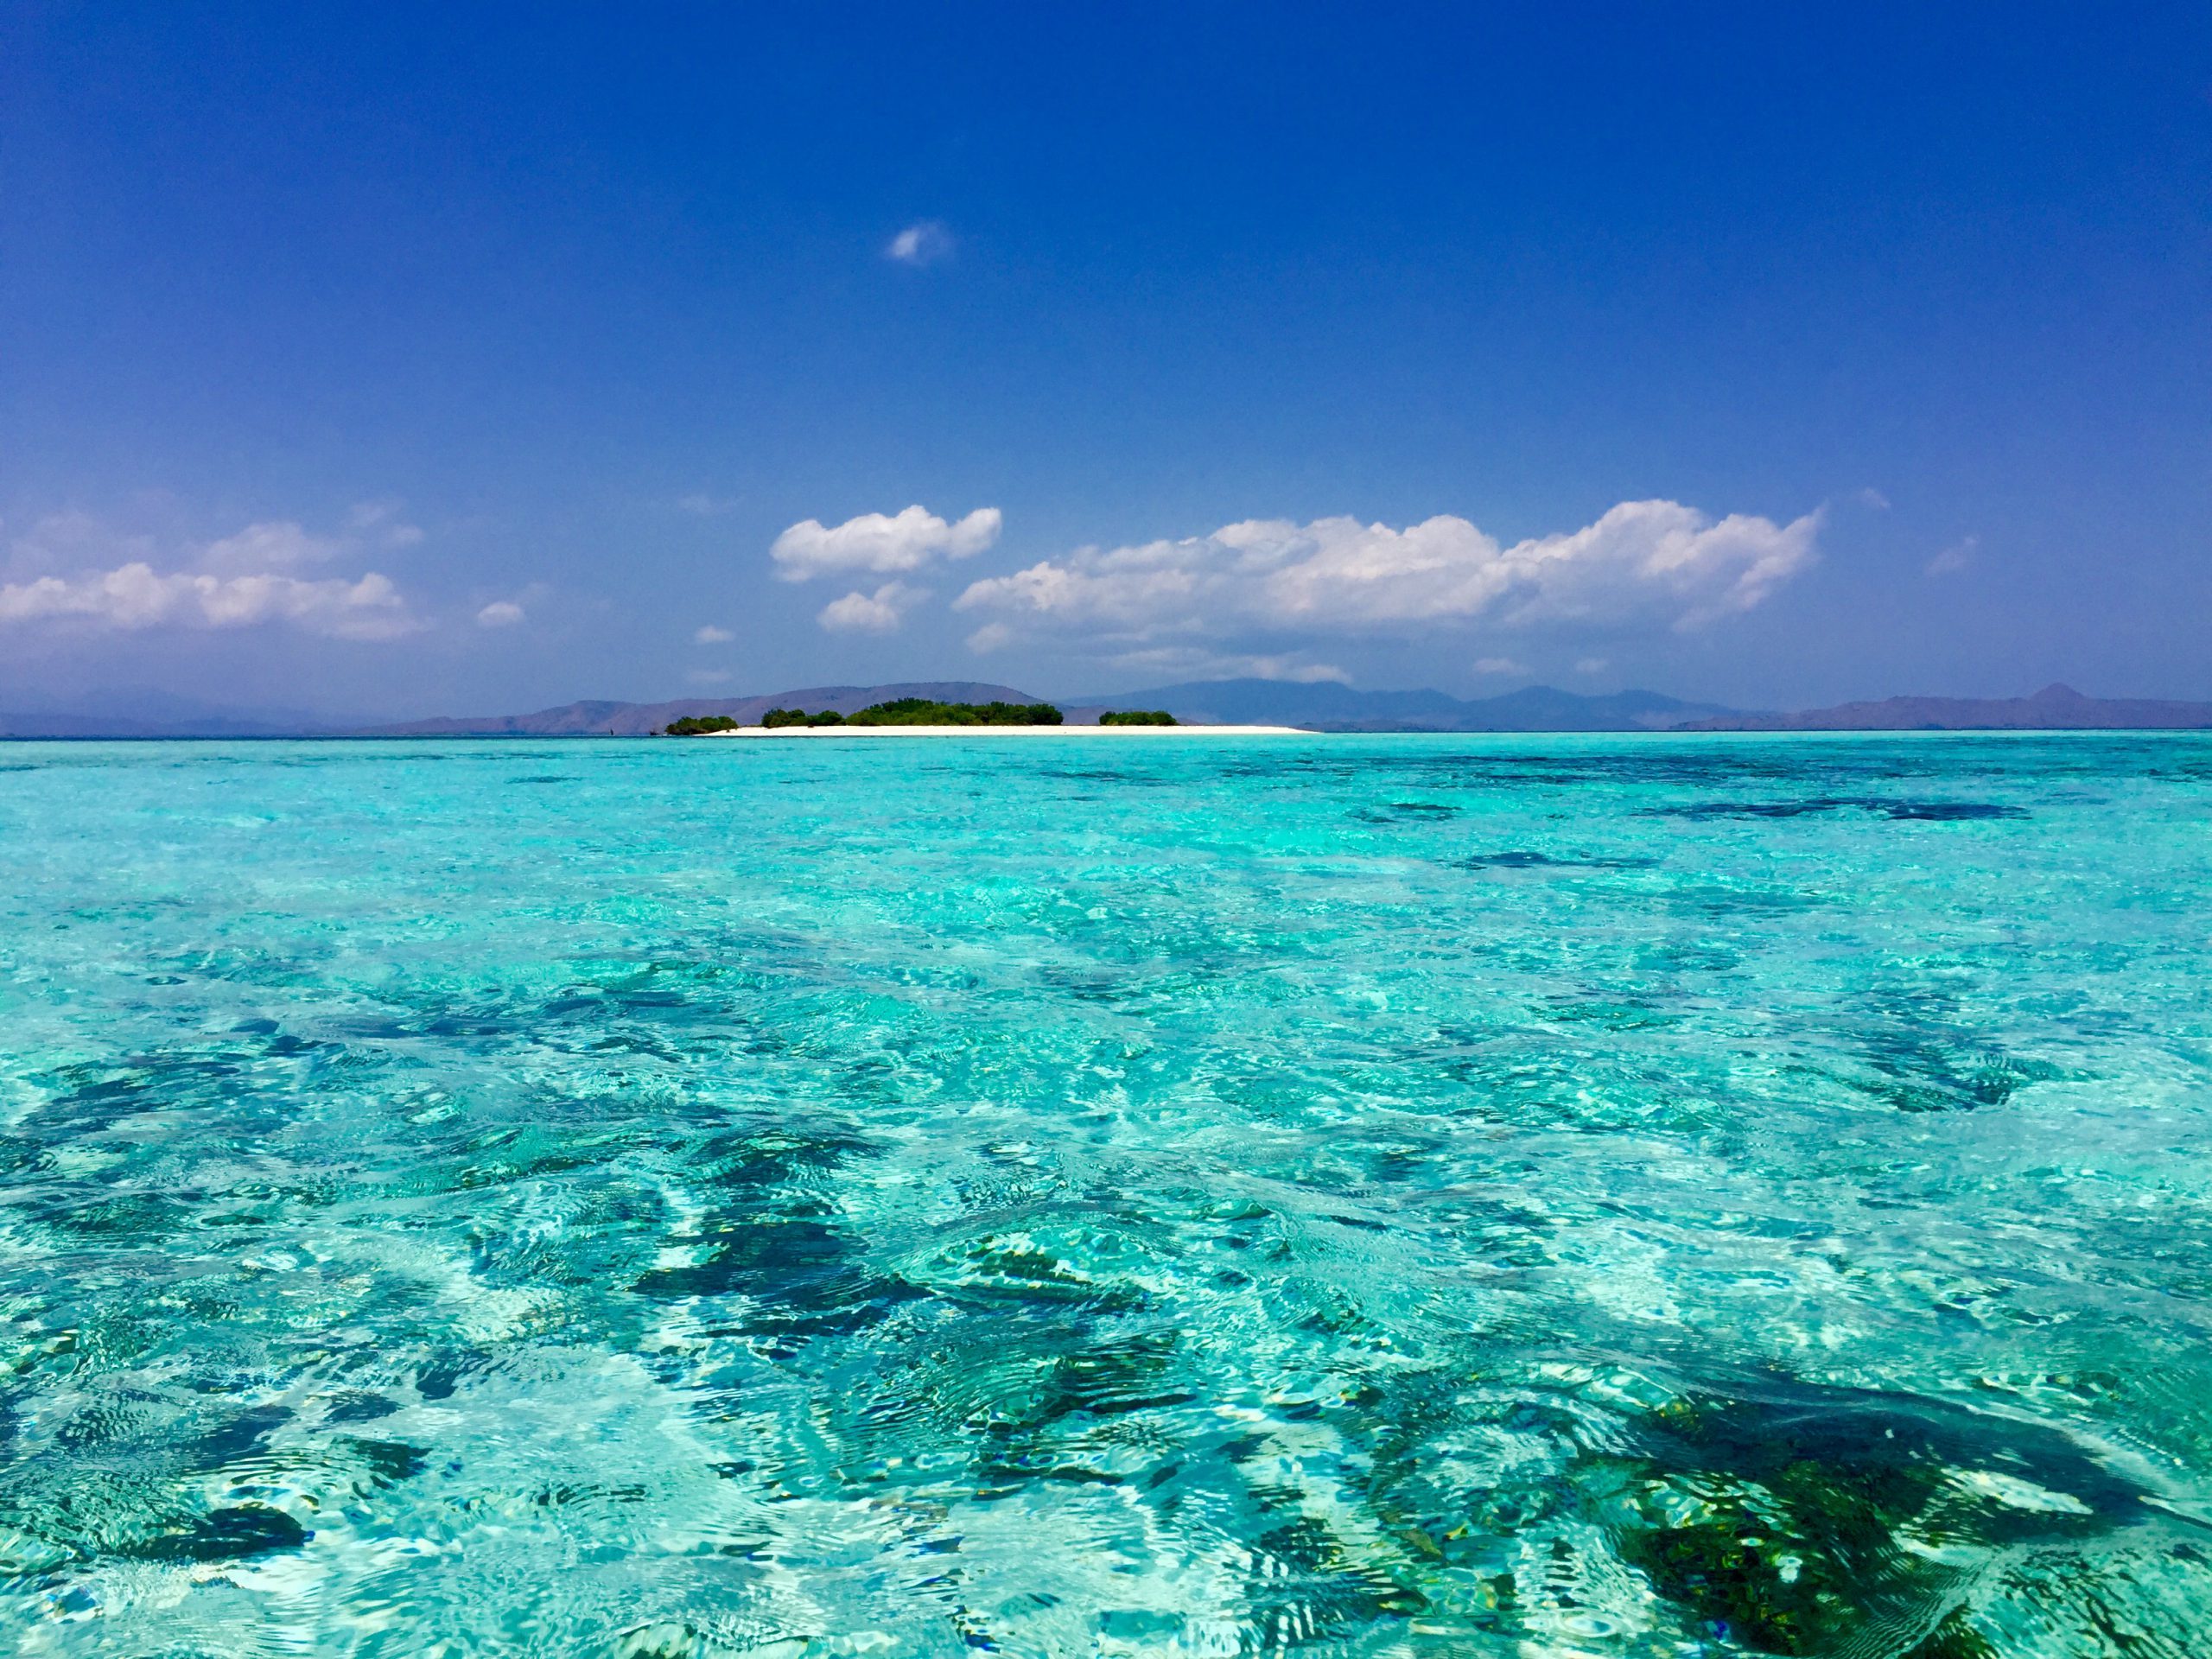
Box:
[3,734,2210,1657]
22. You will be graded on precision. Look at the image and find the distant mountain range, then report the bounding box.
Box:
[0,693,334,739]
[8,678,2212,739]
[1074,680,1741,731]
[1677,683,2212,732]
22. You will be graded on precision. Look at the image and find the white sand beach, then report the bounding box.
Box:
[706,723,1312,737]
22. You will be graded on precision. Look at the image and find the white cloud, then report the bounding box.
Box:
[885,220,954,266]
[1473,656,1529,675]
[1927,535,1978,576]
[772,505,1001,581]
[476,601,525,628]
[0,564,415,639]
[2,513,421,639]
[954,500,1817,653]
[1573,656,1610,675]
[694,624,734,644]
[818,582,928,634]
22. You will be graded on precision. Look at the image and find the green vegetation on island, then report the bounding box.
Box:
[1099,709,1178,726]
[664,699,1065,733]
[846,698,1063,726]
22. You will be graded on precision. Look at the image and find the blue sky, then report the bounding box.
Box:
[4,3,2208,719]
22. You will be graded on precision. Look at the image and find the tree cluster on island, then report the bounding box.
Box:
[1098,709,1178,725]
[848,698,1063,725]
[662,698,1067,734]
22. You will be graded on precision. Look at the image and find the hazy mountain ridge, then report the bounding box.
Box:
[0,690,339,738]
[1677,683,2212,732]
[1076,680,1745,731]
[0,709,305,739]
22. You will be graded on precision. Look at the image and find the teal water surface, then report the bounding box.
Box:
[2,734,2209,1656]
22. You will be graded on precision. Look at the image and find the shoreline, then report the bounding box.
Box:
[703,723,1312,738]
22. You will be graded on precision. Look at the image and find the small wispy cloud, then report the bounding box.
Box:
[1927,535,1978,576]
[676,493,739,518]
[475,601,525,628]
[686,668,735,686]
[1068,645,1350,684]
[200,521,342,574]
[885,220,954,266]
[694,624,734,644]
[1573,656,1610,675]
[348,499,423,547]
[1472,656,1528,675]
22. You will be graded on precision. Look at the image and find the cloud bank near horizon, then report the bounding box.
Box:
[759,498,1817,665]
[1,512,423,640]
[952,500,1819,672]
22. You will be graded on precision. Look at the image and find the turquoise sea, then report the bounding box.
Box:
[2,734,2209,1657]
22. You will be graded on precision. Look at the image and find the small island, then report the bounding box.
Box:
[664,699,1303,737]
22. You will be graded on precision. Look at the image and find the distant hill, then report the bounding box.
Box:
[1677,683,2212,732]
[355,682,1046,737]
[1077,679,1745,731]
[0,687,349,738]
[0,708,327,738]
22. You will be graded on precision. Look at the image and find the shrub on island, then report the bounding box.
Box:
[846,698,1064,726]
[664,715,741,735]
[1098,709,1178,726]
[762,708,846,728]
